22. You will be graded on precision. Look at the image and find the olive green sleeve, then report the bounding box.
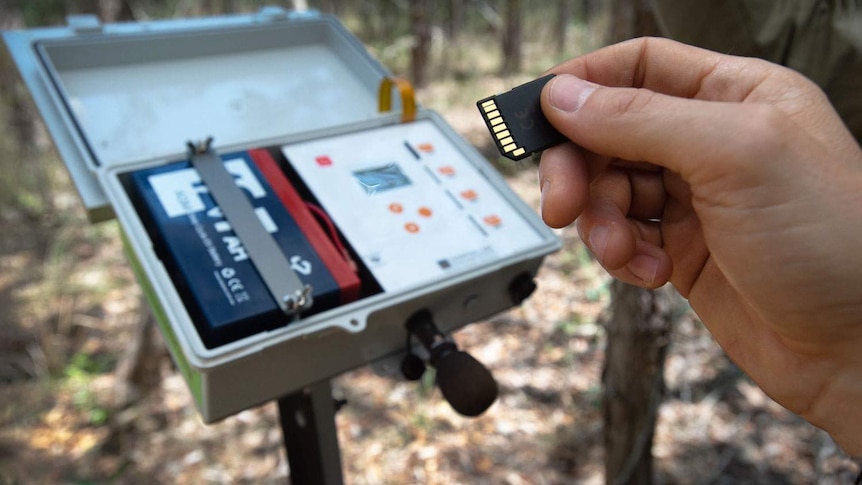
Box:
[651,0,862,143]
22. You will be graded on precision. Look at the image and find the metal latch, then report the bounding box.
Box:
[66,15,102,34]
[256,6,290,21]
[256,4,319,22]
[188,138,313,315]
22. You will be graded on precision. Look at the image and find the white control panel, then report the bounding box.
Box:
[283,120,544,293]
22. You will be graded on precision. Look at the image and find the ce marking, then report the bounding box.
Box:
[514,108,535,130]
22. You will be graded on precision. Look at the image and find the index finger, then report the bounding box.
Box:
[549,37,768,102]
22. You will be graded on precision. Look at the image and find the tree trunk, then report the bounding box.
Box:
[446,0,463,41]
[324,0,344,18]
[97,0,135,22]
[606,0,660,45]
[499,0,522,75]
[580,0,593,23]
[409,0,431,88]
[602,4,666,484]
[113,298,165,407]
[603,281,675,485]
[555,0,571,55]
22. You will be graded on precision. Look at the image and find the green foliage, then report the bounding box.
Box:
[0,72,58,220]
[64,352,113,426]
[14,0,68,27]
[0,476,20,485]
[584,280,610,303]
[554,314,584,337]
[583,384,602,409]
[409,411,433,433]
[64,351,114,379]
[419,365,437,398]
[555,243,596,276]
[70,386,110,426]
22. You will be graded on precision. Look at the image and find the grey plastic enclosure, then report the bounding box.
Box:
[35,18,389,169]
[5,8,394,221]
[3,8,561,422]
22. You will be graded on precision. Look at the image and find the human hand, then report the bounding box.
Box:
[538,37,862,455]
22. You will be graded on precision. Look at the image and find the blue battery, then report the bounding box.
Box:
[127,149,359,348]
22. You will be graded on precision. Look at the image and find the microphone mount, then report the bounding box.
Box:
[401,310,498,417]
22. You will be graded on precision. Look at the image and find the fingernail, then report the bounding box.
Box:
[588,225,610,260]
[628,254,660,285]
[549,74,597,113]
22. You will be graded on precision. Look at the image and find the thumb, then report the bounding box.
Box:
[541,73,791,187]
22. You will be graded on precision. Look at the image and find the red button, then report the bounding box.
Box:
[483,215,501,227]
[461,189,478,201]
[418,207,433,217]
[315,155,333,167]
[405,222,420,233]
[389,203,404,214]
[438,165,455,176]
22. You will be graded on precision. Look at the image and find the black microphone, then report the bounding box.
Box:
[403,310,499,417]
[432,345,498,417]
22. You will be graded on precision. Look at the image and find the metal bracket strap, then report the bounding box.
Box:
[188,138,312,315]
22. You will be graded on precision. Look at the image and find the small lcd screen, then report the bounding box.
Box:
[353,163,412,195]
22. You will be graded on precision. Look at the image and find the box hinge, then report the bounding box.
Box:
[256,6,290,21]
[66,14,102,35]
[256,5,319,22]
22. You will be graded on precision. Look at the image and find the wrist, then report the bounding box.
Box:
[807,366,862,458]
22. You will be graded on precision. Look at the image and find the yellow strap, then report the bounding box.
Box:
[378,76,416,123]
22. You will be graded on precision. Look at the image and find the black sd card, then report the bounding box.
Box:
[476,74,566,161]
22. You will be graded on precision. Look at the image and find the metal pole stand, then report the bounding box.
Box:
[277,380,344,485]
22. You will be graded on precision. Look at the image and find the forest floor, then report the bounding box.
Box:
[1,69,860,485]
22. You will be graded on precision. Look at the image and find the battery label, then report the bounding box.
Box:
[149,158,268,217]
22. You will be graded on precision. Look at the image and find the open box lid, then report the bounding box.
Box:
[3,7,397,222]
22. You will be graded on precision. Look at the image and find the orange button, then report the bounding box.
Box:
[389,202,403,214]
[418,143,434,153]
[483,215,502,227]
[405,222,420,233]
[418,207,433,217]
[461,189,478,201]
[438,165,456,176]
